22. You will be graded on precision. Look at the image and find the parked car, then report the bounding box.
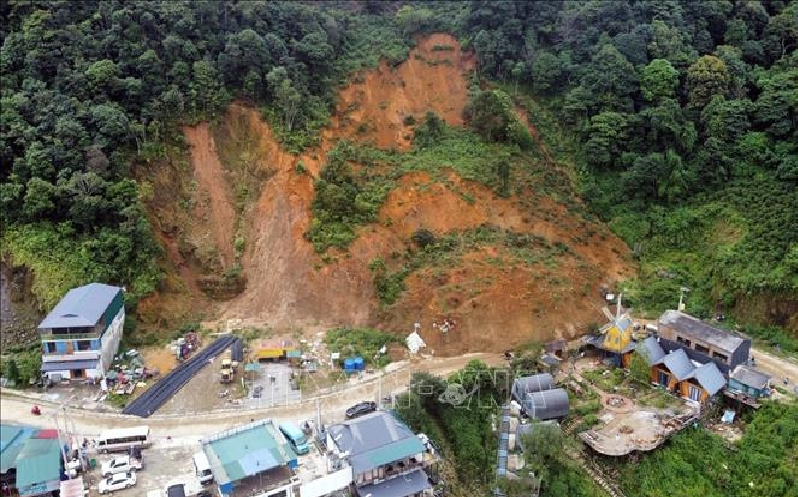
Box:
[101,455,142,476]
[345,401,377,419]
[99,472,137,494]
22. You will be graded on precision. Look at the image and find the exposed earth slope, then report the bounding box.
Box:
[140,34,635,354]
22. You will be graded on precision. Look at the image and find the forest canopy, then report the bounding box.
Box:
[1,0,796,323]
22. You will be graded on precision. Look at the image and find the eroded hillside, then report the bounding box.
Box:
[139,34,635,353]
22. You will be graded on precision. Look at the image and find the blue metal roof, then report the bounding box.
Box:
[355,468,431,497]
[687,362,726,396]
[38,283,122,329]
[329,411,425,474]
[641,337,665,365]
[1,425,36,473]
[655,348,694,380]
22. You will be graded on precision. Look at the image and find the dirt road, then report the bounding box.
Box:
[0,353,504,443]
[750,347,798,387]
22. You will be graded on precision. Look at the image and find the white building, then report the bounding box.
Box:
[38,283,125,381]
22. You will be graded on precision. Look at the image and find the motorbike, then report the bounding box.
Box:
[31,405,41,416]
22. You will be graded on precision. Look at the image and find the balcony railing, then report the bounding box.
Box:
[42,351,100,361]
[40,330,102,341]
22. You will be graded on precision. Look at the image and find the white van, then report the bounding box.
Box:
[192,452,213,484]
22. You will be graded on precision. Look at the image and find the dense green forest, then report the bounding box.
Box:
[2,0,795,330]
[0,0,413,310]
[441,0,798,321]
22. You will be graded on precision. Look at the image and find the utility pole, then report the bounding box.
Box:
[678,287,690,311]
[52,409,70,479]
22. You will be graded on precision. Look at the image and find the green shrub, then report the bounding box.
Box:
[411,228,436,248]
[324,327,403,367]
[574,401,602,416]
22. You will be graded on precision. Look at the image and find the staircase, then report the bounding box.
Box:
[567,447,626,497]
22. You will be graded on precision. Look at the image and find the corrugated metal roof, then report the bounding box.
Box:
[687,362,726,396]
[641,337,665,365]
[730,365,771,390]
[355,468,431,497]
[521,388,570,421]
[512,374,554,399]
[15,438,61,487]
[659,310,746,352]
[230,339,244,362]
[655,349,695,380]
[201,420,294,486]
[329,411,425,474]
[38,283,122,329]
[0,425,35,473]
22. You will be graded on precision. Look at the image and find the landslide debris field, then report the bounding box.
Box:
[138,34,635,354]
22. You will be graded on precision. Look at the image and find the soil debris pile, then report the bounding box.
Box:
[141,33,635,354]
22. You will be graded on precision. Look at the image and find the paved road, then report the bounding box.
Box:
[0,353,505,443]
[122,336,238,417]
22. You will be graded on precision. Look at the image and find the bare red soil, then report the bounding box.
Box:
[139,33,635,353]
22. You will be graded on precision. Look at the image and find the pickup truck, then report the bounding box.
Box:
[101,455,142,476]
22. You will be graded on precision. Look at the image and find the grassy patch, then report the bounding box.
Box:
[324,327,403,367]
[3,223,160,310]
[582,368,626,393]
[308,120,577,254]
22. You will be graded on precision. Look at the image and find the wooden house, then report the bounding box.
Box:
[650,348,725,404]
[651,348,694,392]
[680,362,726,403]
[657,310,751,374]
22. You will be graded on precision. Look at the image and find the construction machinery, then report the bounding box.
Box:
[220,366,233,384]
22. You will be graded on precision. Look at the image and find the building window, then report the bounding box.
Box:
[694,343,710,354]
[712,351,728,363]
[688,385,701,401]
[76,340,91,351]
[676,336,692,347]
[45,342,57,354]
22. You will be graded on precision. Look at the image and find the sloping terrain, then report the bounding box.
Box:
[140,34,635,353]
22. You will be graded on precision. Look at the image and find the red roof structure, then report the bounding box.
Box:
[33,429,59,439]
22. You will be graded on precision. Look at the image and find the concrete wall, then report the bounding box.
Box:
[298,467,352,497]
[99,307,125,374]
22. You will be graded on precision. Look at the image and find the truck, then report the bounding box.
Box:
[279,421,309,455]
[220,366,233,384]
[101,455,143,477]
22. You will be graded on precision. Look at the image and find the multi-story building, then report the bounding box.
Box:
[327,411,439,497]
[38,283,125,381]
[657,310,751,374]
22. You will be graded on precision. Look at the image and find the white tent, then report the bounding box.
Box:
[406,331,427,355]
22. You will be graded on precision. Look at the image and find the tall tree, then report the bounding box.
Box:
[641,59,679,102]
[687,55,730,108]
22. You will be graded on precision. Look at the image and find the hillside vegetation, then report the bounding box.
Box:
[1,0,796,341]
[0,0,412,312]
[430,0,798,327]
